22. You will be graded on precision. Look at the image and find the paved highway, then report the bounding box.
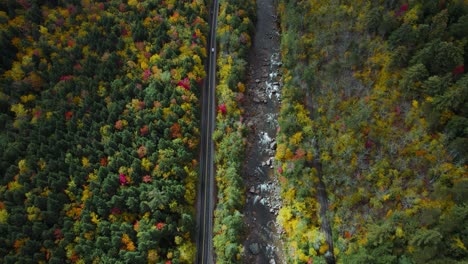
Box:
[196,0,218,263]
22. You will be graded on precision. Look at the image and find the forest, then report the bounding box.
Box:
[0,0,208,262]
[1,0,467,263]
[211,0,255,262]
[275,0,467,263]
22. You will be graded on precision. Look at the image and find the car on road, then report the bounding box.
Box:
[211,48,214,53]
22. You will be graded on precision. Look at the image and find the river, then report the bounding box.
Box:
[241,0,284,263]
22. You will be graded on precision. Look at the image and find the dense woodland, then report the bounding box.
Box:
[1,0,467,263]
[0,0,208,262]
[276,0,467,263]
[211,0,255,262]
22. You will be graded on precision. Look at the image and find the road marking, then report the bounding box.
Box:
[202,13,214,263]
[201,48,212,264]
[199,1,217,263]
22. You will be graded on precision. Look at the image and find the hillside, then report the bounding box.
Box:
[1,0,467,263]
[0,0,207,262]
[275,0,468,263]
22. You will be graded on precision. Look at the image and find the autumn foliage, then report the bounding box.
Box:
[276,0,468,263]
[0,0,207,262]
[211,0,255,262]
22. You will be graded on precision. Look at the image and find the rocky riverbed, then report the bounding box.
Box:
[241,0,285,262]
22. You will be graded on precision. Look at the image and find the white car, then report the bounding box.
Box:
[211,48,215,53]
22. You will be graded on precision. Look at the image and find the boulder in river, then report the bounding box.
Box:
[249,243,260,255]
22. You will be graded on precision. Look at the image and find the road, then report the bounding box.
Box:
[196,0,218,263]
